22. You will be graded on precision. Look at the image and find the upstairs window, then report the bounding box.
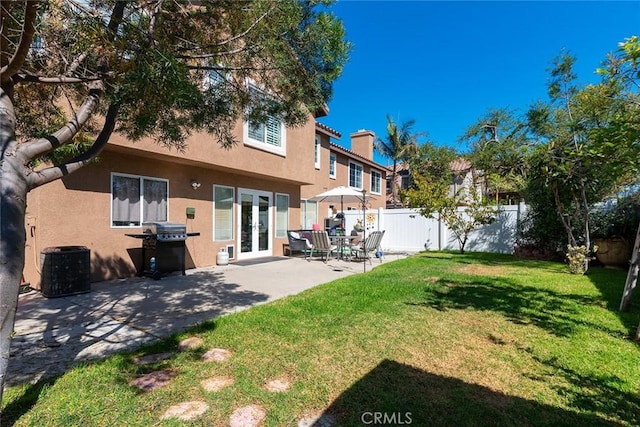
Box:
[244,83,286,155]
[315,136,321,169]
[329,152,337,179]
[349,161,363,189]
[371,169,382,194]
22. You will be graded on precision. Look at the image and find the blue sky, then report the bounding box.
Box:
[317,1,640,166]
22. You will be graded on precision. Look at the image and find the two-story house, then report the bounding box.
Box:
[22,107,388,285]
[304,126,387,225]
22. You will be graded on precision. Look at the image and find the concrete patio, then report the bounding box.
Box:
[8,253,409,387]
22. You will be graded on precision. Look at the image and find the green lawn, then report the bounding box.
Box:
[3,252,639,426]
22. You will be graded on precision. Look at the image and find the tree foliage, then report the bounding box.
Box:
[0,0,350,411]
[460,108,531,204]
[375,115,420,206]
[524,49,640,273]
[404,143,497,254]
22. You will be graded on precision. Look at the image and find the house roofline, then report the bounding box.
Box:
[329,141,386,172]
[315,121,341,139]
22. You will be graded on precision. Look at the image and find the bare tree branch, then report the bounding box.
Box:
[26,102,119,189]
[15,73,103,84]
[18,80,104,159]
[147,0,164,40]
[187,64,278,72]
[0,1,39,83]
[66,52,88,76]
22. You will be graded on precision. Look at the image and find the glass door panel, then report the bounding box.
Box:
[238,189,272,258]
[240,193,253,253]
[258,195,269,251]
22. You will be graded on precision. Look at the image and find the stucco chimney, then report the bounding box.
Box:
[350,130,375,160]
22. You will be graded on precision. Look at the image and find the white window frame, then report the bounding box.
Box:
[349,161,363,190]
[275,193,290,238]
[111,172,169,228]
[213,185,235,241]
[301,199,318,229]
[314,135,321,169]
[243,81,286,156]
[370,169,382,195]
[329,152,337,179]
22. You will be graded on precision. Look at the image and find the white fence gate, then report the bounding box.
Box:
[341,204,527,254]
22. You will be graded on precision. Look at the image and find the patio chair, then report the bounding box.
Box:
[309,230,337,263]
[287,230,313,258]
[350,230,385,265]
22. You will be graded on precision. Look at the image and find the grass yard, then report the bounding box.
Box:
[3,252,639,426]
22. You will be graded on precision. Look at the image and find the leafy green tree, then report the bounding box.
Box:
[597,35,640,321]
[460,108,531,204]
[526,50,640,273]
[0,0,349,407]
[404,143,497,254]
[375,115,419,206]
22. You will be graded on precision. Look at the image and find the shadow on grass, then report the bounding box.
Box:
[587,267,640,312]
[410,275,631,339]
[1,377,59,427]
[409,252,638,339]
[320,359,619,426]
[522,350,640,426]
[417,250,565,272]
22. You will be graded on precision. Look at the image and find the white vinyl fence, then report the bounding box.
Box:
[340,204,527,254]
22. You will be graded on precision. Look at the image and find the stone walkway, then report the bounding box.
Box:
[136,336,337,426]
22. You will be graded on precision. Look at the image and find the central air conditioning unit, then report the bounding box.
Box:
[226,244,235,260]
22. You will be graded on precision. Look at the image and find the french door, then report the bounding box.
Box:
[238,189,272,259]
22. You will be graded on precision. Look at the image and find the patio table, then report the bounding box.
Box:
[329,235,360,261]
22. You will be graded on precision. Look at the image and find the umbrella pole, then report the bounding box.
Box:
[340,195,344,231]
[362,189,367,273]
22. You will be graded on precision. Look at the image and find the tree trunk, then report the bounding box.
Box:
[0,164,27,406]
[391,160,398,207]
[0,91,29,408]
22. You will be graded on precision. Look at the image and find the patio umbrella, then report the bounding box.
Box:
[310,186,375,272]
[309,186,367,218]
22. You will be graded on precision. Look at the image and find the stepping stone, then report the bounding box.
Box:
[264,378,291,392]
[298,412,337,427]
[229,404,267,427]
[201,347,232,362]
[178,336,204,350]
[133,352,174,366]
[161,401,209,421]
[130,369,177,391]
[201,376,235,392]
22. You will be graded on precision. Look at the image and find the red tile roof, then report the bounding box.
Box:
[315,122,341,139]
[329,141,387,172]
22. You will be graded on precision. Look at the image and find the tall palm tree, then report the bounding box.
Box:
[375,115,419,207]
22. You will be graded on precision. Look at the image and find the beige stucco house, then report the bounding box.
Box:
[23,109,387,285]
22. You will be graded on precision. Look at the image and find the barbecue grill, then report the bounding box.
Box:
[126,222,200,278]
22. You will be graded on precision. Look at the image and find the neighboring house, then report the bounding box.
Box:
[449,158,482,201]
[386,162,412,209]
[23,110,387,285]
[385,158,485,209]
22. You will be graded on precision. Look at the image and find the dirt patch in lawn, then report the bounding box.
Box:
[456,264,518,277]
[130,369,177,391]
